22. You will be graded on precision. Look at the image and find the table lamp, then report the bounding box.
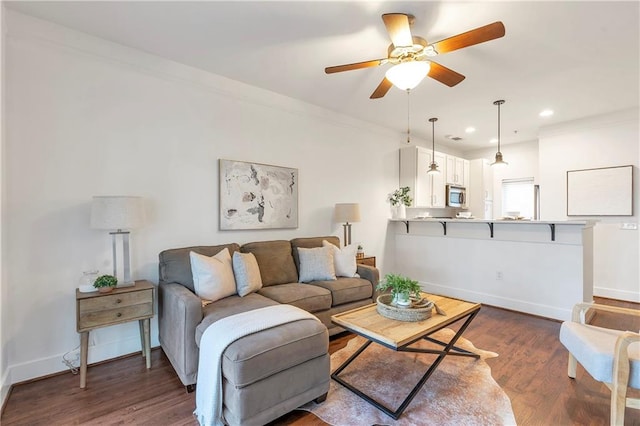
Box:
[334,203,361,246]
[90,196,145,287]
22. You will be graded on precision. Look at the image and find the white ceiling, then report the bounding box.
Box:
[5,1,639,151]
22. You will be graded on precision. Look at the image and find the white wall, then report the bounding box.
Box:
[2,11,403,387]
[539,109,639,301]
[465,110,640,302]
[0,2,8,407]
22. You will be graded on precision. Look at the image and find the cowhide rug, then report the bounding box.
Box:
[299,328,517,426]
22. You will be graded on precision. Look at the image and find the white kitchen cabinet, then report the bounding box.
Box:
[400,146,446,208]
[446,155,469,187]
[468,158,494,219]
[432,152,446,207]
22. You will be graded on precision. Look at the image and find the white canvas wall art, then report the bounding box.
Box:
[219,159,298,230]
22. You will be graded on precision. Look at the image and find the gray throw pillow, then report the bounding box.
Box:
[297,246,336,283]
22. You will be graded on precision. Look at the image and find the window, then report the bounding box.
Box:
[501,178,534,218]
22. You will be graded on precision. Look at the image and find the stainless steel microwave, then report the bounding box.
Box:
[446,185,466,207]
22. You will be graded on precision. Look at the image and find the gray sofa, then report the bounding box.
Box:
[157,235,379,392]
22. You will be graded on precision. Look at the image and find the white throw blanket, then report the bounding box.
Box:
[194,304,320,426]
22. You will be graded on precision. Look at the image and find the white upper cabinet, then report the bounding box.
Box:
[432,152,446,207]
[445,155,469,187]
[400,146,446,208]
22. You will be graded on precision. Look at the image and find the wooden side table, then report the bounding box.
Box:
[356,255,376,268]
[76,280,155,388]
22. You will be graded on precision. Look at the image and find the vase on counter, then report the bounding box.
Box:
[391,204,406,219]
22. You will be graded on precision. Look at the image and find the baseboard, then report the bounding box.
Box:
[7,335,145,385]
[1,367,11,415]
[420,282,572,321]
[594,286,640,303]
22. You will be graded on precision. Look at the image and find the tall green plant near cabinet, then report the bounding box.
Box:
[400,146,446,208]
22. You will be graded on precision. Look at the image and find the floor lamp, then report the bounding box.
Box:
[334,203,361,246]
[91,196,145,287]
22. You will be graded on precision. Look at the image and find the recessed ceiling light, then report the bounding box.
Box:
[465,127,476,133]
[539,109,554,117]
[489,138,498,144]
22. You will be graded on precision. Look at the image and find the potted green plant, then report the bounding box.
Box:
[93,274,118,293]
[376,273,422,307]
[387,187,412,219]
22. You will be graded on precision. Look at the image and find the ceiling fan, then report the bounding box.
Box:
[325,13,505,99]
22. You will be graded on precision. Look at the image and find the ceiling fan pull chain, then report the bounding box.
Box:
[406,89,411,143]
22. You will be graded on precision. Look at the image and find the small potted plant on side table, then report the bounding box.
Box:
[93,274,118,293]
[376,273,422,307]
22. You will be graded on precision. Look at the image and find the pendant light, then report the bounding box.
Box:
[427,117,440,174]
[491,99,508,167]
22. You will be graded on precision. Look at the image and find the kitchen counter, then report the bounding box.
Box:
[389,218,594,321]
[390,218,594,241]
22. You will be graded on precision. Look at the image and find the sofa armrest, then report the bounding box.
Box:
[357,264,380,299]
[158,282,203,386]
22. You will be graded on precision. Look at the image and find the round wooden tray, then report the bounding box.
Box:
[376,294,434,322]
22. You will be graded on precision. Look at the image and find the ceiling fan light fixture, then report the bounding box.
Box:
[385,61,430,90]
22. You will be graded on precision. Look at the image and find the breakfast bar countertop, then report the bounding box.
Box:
[389,217,594,226]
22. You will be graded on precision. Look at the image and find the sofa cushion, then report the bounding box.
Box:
[307,277,374,306]
[232,252,263,297]
[221,318,328,388]
[159,243,240,292]
[322,240,358,277]
[297,246,336,282]
[240,240,298,286]
[258,283,332,313]
[291,236,340,274]
[195,293,279,345]
[190,248,237,302]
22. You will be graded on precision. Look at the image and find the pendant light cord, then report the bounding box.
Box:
[497,101,501,152]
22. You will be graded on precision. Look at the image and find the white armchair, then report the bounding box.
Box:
[559,302,640,425]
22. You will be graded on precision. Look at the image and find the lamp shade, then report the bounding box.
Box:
[385,61,430,90]
[334,203,361,223]
[90,196,145,230]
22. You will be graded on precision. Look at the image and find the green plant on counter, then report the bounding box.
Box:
[387,186,412,207]
[376,273,421,301]
[93,274,118,289]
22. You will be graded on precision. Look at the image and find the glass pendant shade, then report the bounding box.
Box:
[491,151,508,167]
[427,162,440,174]
[385,61,430,90]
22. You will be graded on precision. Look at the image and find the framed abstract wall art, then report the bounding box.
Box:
[219,159,298,230]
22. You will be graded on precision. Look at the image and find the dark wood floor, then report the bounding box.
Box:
[2,298,639,425]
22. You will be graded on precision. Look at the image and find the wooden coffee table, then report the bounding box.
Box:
[331,293,481,419]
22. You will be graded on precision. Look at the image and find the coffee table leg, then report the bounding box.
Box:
[332,339,371,377]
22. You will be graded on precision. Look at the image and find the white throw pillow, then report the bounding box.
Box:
[297,246,336,283]
[232,251,263,297]
[322,240,358,277]
[189,248,237,302]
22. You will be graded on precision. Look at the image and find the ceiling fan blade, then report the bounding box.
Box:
[428,61,465,87]
[325,59,385,74]
[430,21,505,55]
[382,13,414,48]
[370,78,393,99]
